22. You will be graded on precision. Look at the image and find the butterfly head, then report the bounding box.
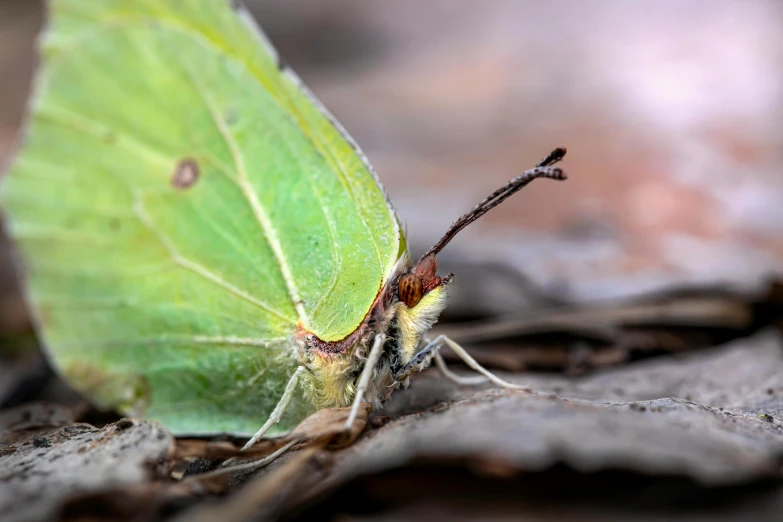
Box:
[381,253,452,377]
[385,147,569,372]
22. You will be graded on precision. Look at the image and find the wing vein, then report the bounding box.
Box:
[184,69,308,326]
[132,189,296,324]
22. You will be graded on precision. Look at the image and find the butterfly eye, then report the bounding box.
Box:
[398,273,424,308]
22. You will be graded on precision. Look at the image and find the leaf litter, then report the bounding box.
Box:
[1,283,783,521]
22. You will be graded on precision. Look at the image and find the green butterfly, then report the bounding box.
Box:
[1,0,567,444]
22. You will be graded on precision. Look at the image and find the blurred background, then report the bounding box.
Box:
[2,0,783,331]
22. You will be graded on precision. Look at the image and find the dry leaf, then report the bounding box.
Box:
[288,403,371,449]
[0,407,175,522]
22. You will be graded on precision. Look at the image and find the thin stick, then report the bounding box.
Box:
[418,148,567,262]
[172,446,321,522]
[345,333,386,430]
[189,440,298,482]
[437,296,751,346]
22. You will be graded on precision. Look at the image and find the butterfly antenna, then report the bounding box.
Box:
[418,147,568,263]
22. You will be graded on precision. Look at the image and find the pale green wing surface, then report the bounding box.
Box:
[1,0,401,435]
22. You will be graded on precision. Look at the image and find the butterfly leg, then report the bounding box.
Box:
[392,336,443,382]
[433,351,488,386]
[241,366,305,450]
[392,336,489,386]
[422,335,531,392]
[345,333,387,430]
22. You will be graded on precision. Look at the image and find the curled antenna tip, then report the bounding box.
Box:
[537,147,568,168]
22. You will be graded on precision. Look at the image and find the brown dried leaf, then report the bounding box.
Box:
[175,439,264,461]
[0,408,175,522]
[172,447,323,522]
[178,403,370,498]
[176,403,370,465]
[288,403,371,449]
[223,329,783,521]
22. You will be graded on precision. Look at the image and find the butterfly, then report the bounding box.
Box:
[1,0,567,447]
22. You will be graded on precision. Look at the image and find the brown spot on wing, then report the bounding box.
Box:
[171,158,199,189]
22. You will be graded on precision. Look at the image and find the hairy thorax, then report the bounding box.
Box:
[294,253,450,409]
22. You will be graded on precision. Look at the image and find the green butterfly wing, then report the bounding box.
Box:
[1,0,403,435]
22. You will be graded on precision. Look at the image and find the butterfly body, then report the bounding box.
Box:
[299,253,450,409]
